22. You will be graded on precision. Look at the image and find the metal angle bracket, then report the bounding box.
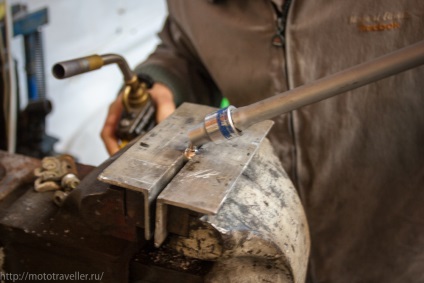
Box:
[98,103,215,240]
[154,120,274,247]
[98,103,273,243]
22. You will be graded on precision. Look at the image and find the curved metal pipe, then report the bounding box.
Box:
[101,54,134,82]
[52,53,135,82]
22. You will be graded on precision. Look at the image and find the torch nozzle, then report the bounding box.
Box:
[52,54,135,82]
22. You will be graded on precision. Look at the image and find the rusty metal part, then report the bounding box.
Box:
[34,178,61,192]
[33,154,78,192]
[61,173,80,190]
[34,154,78,181]
[53,190,69,206]
[189,40,424,147]
[155,119,274,247]
[33,158,60,181]
[50,173,80,206]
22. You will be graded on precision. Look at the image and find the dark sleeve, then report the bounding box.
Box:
[134,17,222,108]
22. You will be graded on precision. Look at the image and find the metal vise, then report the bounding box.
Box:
[0,103,309,282]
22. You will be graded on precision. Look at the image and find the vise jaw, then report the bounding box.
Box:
[98,103,274,246]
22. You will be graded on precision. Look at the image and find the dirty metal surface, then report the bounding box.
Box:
[98,103,216,240]
[0,151,137,283]
[0,150,40,201]
[170,140,310,283]
[130,243,211,283]
[155,120,273,246]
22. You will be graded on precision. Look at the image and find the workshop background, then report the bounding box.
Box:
[10,0,167,165]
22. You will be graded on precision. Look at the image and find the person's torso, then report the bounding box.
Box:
[167,1,424,282]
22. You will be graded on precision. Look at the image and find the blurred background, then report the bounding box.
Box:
[2,0,167,165]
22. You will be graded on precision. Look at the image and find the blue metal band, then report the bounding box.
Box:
[216,107,234,139]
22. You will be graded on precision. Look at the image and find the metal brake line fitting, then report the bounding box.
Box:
[188,40,424,148]
[188,105,241,148]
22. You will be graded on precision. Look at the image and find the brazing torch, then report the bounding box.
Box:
[52,54,155,142]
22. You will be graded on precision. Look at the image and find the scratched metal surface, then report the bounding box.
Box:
[99,103,214,194]
[157,120,273,214]
[154,120,273,246]
[98,103,216,239]
[167,140,310,282]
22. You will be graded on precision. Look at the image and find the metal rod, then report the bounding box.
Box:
[188,40,424,147]
[232,40,424,130]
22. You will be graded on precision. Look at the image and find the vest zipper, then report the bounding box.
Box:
[270,1,300,188]
[271,0,292,47]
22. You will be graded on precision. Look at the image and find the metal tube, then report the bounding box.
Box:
[101,54,134,82]
[232,40,424,130]
[52,53,134,82]
[188,40,424,147]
